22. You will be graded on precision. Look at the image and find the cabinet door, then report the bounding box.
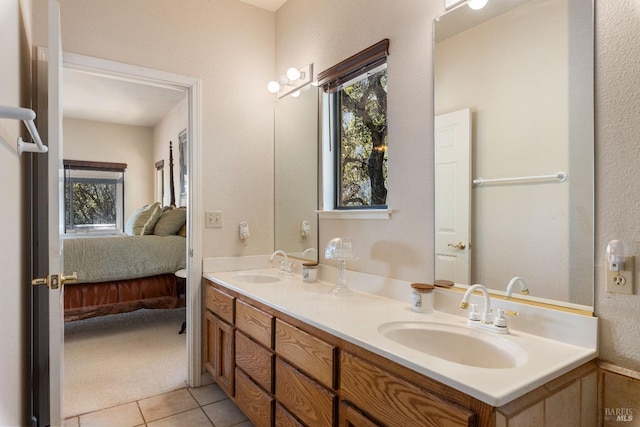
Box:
[275,319,336,389]
[215,317,235,396]
[275,403,305,427]
[204,311,217,377]
[341,352,476,427]
[275,358,335,427]
[339,402,382,427]
[236,299,274,349]
[236,330,274,392]
[204,311,235,397]
[235,368,273,427]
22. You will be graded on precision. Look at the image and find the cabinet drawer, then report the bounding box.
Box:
[275,319,336,389]
[235,330,274,392]
[236,299,274,348]
[339,401,382,427]
[341,352,476,427]
[204,281,235,324]
[235,368,273,427]
[275,403,304,427]
[275,358,335,427]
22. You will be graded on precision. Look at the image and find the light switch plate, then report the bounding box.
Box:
[205,211,222,228]
[605,257,634,294]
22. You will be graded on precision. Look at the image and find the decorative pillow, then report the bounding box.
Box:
[153,207,187,236]
[178,223,187,237]
[125,202,163,236]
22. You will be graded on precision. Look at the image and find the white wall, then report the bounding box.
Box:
[34,0,276,258]
[0,0,30,424]
[63,118,155,221]
[153,97,188,208]
[594,0,640,371]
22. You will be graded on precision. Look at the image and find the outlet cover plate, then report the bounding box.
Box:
[605,257,634,294]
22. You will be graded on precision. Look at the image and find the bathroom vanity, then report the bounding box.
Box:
[203,267,598,426]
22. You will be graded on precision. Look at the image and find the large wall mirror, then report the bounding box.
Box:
[434,0,594,309]
[274,87,319,262]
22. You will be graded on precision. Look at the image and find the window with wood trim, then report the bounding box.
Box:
[318,39,389,209]
[64,160,127,233]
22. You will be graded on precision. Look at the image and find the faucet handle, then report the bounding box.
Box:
[468,303,481,321]
[494,308,509,328]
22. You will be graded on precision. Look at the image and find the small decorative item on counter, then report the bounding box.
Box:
[302,263,318,283]
[410,283,435,314]
[324,237,358,297]
[434,279,454,288]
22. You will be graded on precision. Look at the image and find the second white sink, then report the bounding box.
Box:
[230,272,281,284]
[378,321,527,369]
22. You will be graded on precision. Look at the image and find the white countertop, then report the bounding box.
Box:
[203,266,598,407]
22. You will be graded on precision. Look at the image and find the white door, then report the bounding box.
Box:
[30,7,64,425]
[434,109,471,285]
[47,1,65,424]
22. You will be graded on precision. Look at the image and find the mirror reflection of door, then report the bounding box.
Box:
[434,109,471,285]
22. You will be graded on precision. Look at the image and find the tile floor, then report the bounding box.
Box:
[63,382,254,427]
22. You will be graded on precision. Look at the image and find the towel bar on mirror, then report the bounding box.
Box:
[473,171,567,186]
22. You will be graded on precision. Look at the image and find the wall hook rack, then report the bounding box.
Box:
[0,105,48,155]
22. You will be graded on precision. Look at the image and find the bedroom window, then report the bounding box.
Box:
[64,160,127,233]
[318,39,389,210]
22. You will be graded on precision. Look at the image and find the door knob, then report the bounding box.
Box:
[61,272,78,285]
[31,272,77,290]
[447,242,466,250]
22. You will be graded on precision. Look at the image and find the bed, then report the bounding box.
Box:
[63,232,186,321]
[63,142,187,322]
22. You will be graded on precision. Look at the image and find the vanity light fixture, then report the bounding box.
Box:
[267,64,313,99]
[467,0,488,10]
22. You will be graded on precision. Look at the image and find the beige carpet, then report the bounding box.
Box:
[63,308,187,418]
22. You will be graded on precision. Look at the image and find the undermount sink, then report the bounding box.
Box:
[230,272,281,284]
[378,321,527,369]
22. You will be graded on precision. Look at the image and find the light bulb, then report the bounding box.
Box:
[468,0,488,10]
[286,67,301,81]
[290,90,301,98]
[267,81,280,93]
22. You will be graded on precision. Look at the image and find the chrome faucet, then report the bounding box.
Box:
[460,284,510,334]
[506,276,529,297]
[269,250,292,275]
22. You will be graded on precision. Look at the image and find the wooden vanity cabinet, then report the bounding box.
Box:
[204,278,491,427]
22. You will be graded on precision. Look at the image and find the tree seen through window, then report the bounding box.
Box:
[338,65,388,207]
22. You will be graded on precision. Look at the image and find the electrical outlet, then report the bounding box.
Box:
[605,257,634,294]
[205,211,222,228]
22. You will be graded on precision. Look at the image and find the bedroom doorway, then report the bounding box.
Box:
[59,53,203,419]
